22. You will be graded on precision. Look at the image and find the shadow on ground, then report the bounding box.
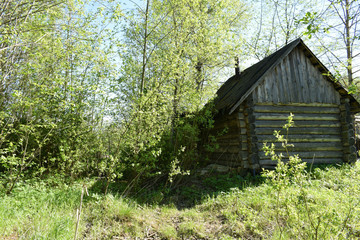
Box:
[88,171,266,209]
[88,163,344,209]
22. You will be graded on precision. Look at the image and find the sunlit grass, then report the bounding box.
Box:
[1,162,360,239]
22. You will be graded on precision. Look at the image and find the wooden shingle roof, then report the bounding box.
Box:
[214,38,360,114]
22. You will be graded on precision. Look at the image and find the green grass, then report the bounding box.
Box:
[1,162,360,239]
[0,181,80,239]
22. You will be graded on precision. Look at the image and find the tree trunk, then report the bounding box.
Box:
[344,0,353,84]
[140,0,150,96]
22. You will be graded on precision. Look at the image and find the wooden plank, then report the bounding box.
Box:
[256,127,341,135]
[215,138,243,144]
[254,102,339,107]
[214,146,242,154]
[264,72,272,102]
[299,48,310,103]
[210,153,246,164]
[284,57,295,103]
[278,60,287,103]
[273,67,284,104]
[257,134,341,143]
[253,105,340,114]
[214,142,247,152]
[255,120,341,128]
[241,143,248,151]
[259,158,343,166]
[260,80,266,103]
[290,52,303,103]
[295,49,309,104]
[243,161,250,168]
[214,115,240,125]
[318,68,326,103]
[238,119,246,128]
[254,112,339,121]
[257,142,343,151]
[259,151,343,159]
[257,84,262,103]
[272,69,279,104]
[212,121,241,131]
[215,129,246,139]
[306,56,319,102]
[212,159,242,167]
[238,105,245,112]
[216,141,241,146]
[210,153,240,160]
[328,80,341,104]
[260,165,277,170]
[306,56,317,102]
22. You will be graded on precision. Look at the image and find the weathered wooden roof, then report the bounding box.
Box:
[214,38,360,114]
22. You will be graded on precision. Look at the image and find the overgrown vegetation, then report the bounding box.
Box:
[2,162,360,239]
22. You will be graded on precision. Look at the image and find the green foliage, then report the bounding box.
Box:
[0,181,80,239]
[0,0,122,191]
[262,113,360,239]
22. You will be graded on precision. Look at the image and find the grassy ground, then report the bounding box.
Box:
[1,162,360,239]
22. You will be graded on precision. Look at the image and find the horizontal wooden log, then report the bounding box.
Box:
[213,149,243,155]
[210,154,240,162]
[243,162,250,169]
[213,145,245,154]
[254,120,341,128]
[257,142,343,151]
[239,120,246,127]
[216,135,247,142]
[259,158,343,166]
[255,102,339,107]
[260,165,277,170]
[238,113,246,120]
[211,152,247,159]
[258,151,343,159]
[215,130,246,140]
[212,159,242,167]
[253,105,340,114]
[255,127,341,135]
[212,120,240,130]
[257,134,341,143]
[214,136,240,142]
[254,112,340,121]
[214,112,238,121]
[213,143,240,149]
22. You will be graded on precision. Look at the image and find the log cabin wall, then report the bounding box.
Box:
[208,104,245,168]
[249,47,346,169]
[340,98,357,163]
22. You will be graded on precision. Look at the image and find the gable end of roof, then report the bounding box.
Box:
[214,38,360,114]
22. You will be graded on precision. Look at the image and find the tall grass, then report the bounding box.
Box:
[1,163,360,239]
[0,181,81,239]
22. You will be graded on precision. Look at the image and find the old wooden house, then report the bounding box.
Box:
[208,38,360,171]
